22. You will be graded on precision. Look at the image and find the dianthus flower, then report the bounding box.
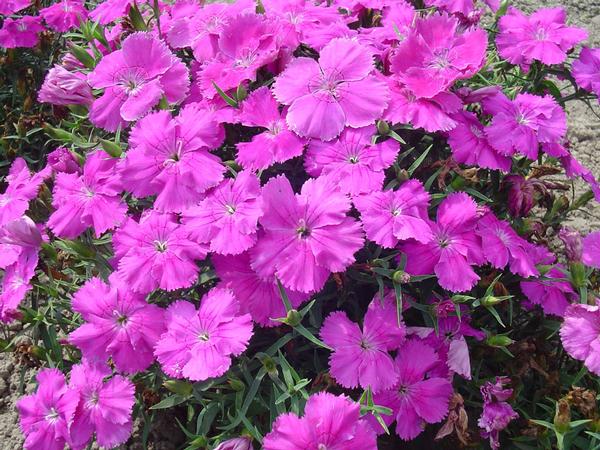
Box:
[120,105,225,212]
[447,111,511,171]
[236,87,305,170]
[560,302,600,376]
[372,340,453,440]
[304,126,398,196]
[478,377,518,450]
[354,179,432,248]
[573,47,600,100]
[0,216,43,322]
[47,150,126,239]
[17,369,79,450]
[69,276,165,373]
[0,0,30,15]
[182,171,262,255]
[476,213,538,277]
[251,175,364,293]
[212,252,308,327]
[520,266,578,316]
[40,0,88,32]
[113,212,206,293]
[46,147,81,175]
[390,13,486,99]
[214,437,252,450]
[497,7,587,69]
[583,231,600,268]
[273,38,389,141]
[69,360,135,450]
[0,16,44,49]
[89,0,135,25]
[155,288,253,381]
[400,192,484,292]
[424,0,474,16]
[39,65,94,106]
[320,295,405,392]
[483,91,566,160]
[88,32,189,131]
[263,392,377,450]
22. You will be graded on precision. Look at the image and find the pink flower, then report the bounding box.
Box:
[273,38,389,140]
[497,7,587,69]
[47,150,126,239]
[0,16,44,49]
[182,171,262,255]
[560,303,600,376]
[46,147,81,175]
[214,437,252,450]
[0,158,51,227]
[478,377,518,450]
[251,175,364,293]
[573,47,600,99]
[120,105,225,212]
[320,296,405,392]
[17,369,79,450]
[0,0,31,15]
[88,32,189,131]
[69,360,135,450]
[520,266,578,316]
[476,213,538,278]
[69,276,165,373]
[154,288,253,381]
[263,392,377,450]
[390,13,486,99]
[89,0,134,25]
[113,212,206,294]
[40,0,88,32]
[304,126,398,196]
[400,193,484,292]
[424,0,474,16]
[236,87,305,170]
[583,231,600,268]
[0,216,43,322]
[372,340,453,440]
[483,91,566,160]
[354,179,433,248]
[39,65,94,106]
[447,111,511,171]
[212,251,308,327]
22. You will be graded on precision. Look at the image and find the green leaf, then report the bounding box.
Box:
[407,144,433,176]
[212,81,238,108]
[149,394,189,410]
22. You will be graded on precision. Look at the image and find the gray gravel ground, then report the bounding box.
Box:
[0,1,598,449]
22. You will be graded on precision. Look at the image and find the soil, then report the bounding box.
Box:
[0,2,598,449]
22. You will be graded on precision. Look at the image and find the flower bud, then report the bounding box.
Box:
[227,377,245,392]
[284,309,302,327]
[376,120,390,135]
[214,437,252,450]
[553,398,571,434]
[38,65,94,106]
[485,335,514,348]
[392,270,410,284]
[163,380,193,396]
[481,295,504,307]
[47,147,81,174]
[396,169,409,182]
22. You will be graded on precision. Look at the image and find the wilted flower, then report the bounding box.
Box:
[478,377,518,450]
[39,65,94,106]
[504,175,541,217]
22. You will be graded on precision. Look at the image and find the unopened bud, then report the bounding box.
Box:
[553,399,571,433]
[284,309,302,327]
[481,295,503,307]
[163,380,193,396]
[396,169,409,182]
[392,270,410,284]
[376,120,390,135]
[485,335,514,348]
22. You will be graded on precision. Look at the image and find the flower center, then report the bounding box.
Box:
[45,408,60,424]
[296,219,311,239]
[430,49,451,69]
[154,240,168,252]
[235,49,257,68]
[17,22,28,32]
[436,232,452,248]
[318,445,328,450]
[359,338,371,350]
[86,391,100,408]
[268,120,283,136]
[198,331,210,342]
[224,204,236,215]
[534,27,547,41]
[348,155,359,164]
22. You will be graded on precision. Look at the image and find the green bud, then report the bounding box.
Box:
[236,84,248,102]
[485,334,514,348]
[261,356,278,375]
[284,309,302,327]
[396,169,409,183]
[99,139,123,158]
[392,270,410,284]
[227,377,245,392]
[223,160,241,171]
[69,44,96,69]
[29,345,47,360]
[451,295,474,304]
[163,380,193,396]
[43,124,77,143]
[481,295,503,307]
[569,262,587,289]
[376,120,390,135]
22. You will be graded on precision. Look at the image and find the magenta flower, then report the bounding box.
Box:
[573,47,600,99]
[17,369,79,450]
[0,0,31,15]
[69,360,135,449]
[47,150,126,239]
[476,213,538,278]
[121,105,225,212]
[182,171,262,255]
[483,91,566,160]
[154,288,253,381]
[214,437,252,450]
[478,377,518,450]
[400,193,484,292]
[273,38,389,141]
[113,212,206,294]
[390,13,486,99]
[0,16,44,49]
[583,231,600,268]
[304,126,398,196]
[372,340,453,440]
[263,392,377,450]
[0,158,51,227]
[497,7,587,69]
[39,65,94,107]
[69,276,165,373]
[354,180,432,248]
[46,147,81,175]
[250,175,364,293]
[89,0,134,25]
[424,0,474,16]
[212,252,308,327]
[559,227,583,263]
[320,296,405,393]
[88,32,189,131]
[447,111,511,172]
[236,87,305,170]
[40,0,88,32]
[0,216,43,322]
[560,303,600,376]
[520,266,578,316]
